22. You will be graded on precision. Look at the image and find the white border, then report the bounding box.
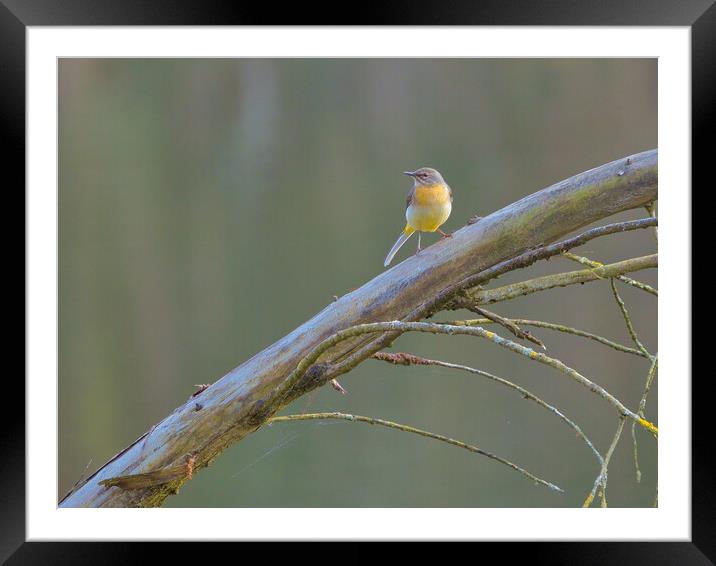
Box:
[27,27,690,540]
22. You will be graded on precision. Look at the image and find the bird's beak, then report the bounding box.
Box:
[403,171,417,177]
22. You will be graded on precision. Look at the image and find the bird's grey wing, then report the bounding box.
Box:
[406,185,416,209]
[447,183,453,202]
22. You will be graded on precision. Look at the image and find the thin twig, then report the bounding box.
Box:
[637,354,659,417]
[609,276,656,482]
[464,306,546,350]
[69,459,94,494]
[562,252,657,296]
[630,420,641,485]
[583,417,627,508]
[439,318,647,358]
[267,412,564,493]
[373,352,603,468]
[644,201,658,242]
[610,278,652,359]
[632,355,659,483]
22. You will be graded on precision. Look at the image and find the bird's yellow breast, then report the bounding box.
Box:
[406,183,452,232]
[412,183,451,206]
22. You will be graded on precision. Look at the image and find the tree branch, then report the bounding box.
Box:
[60,149,658,508]
[562,252,657,296]
[632,354,659,484]
[267,412,564,493]
[273,321,657,437]
[438,318,648,358]
[458,254,657,306]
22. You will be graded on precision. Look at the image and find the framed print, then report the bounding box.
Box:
[7,0,708,560]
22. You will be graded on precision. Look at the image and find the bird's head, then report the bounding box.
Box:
[404,167,446,186]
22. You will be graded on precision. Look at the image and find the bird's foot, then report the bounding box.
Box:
[438,229,453,239]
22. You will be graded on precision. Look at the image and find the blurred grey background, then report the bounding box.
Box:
[59,59,657,507]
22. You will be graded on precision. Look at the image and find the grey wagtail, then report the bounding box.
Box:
[384,167,453,267]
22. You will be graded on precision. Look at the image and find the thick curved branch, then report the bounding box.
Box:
[60,149,658,508]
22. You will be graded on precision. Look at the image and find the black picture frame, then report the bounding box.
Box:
[6,0,706,561]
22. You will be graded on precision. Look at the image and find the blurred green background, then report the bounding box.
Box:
[59,59,657,507]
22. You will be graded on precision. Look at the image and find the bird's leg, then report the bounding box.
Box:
[438,228,453,239]
[415,232,422,255]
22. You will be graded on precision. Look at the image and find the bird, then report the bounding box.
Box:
[383,167,453,267]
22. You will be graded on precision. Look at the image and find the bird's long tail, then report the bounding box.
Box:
[384,225,415,267]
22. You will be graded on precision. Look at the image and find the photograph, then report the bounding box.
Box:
[9,11,703,556]
[56,57,659,509]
